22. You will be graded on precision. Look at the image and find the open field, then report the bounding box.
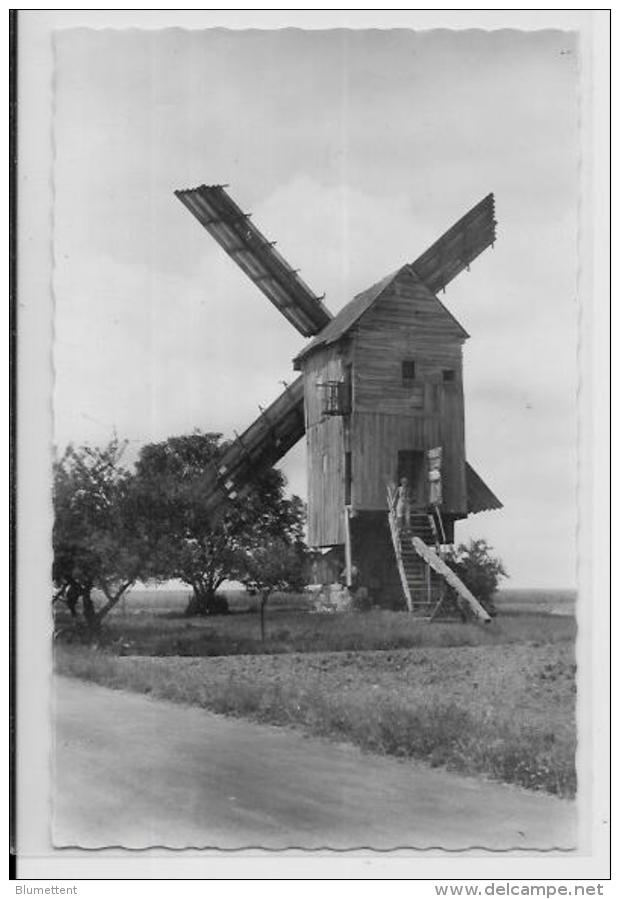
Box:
[55,586,576,659]
[55,641,576,798]
[109,586,577,617]
[55,590,577,798]
[496,589,576,616]
[56,604,576,658]
[55,588,577,798]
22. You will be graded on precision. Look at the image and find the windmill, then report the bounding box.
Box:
[174,185,502,619]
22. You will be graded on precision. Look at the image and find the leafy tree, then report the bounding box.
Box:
[133,432,306,616]
[53,438,151,633]
[444,538,507,617]
[236,537,306,640]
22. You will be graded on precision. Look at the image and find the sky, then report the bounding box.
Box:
[53,27,580,588]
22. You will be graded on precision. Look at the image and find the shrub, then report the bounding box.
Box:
[444,539,507,617]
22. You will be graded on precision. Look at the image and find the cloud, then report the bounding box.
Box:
[53,27,580,587]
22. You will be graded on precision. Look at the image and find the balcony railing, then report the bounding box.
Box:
[320,380,351,416]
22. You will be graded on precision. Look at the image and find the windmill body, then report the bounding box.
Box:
[175,185,502,615]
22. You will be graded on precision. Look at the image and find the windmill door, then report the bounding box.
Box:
[397,450,426,509]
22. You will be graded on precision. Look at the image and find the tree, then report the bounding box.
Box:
[53,438,151,633]
[133,432,306,616]
[444,538,507,617]
[236,537,306,640]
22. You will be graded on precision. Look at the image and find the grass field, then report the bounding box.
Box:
[111,586,577,617]
[55,637,576,798]
[56,602,576,658]
[55,588,577,799]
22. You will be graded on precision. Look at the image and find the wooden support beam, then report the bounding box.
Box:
[344,506,352,588]
[257,403,282,447]
[411,537,491,622]
[232,430,258,466]
[386,484,413,612]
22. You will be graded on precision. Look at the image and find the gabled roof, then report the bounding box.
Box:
[293,268,401,367]
[293,265,467,368]
[291,191,495,368]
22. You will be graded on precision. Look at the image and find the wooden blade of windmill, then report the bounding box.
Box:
[410,193,497,295]
[200,376,306,520]
[175,184,332,338]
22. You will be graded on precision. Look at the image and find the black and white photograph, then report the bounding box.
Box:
[14,9,610,882]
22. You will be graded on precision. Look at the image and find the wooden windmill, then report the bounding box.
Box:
[175,185,502,619]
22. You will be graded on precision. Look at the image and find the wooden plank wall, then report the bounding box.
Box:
[441,380,467,513]
[353,329,462,414]
[303,344,352,546]
[351,413,440,509]
[350,414,466,513]
[351,269,468,514]
[360,271,466,340]
[303,344,351,428]
[306,415,346,546]
[302,267,470,545]
[353,272,465,411]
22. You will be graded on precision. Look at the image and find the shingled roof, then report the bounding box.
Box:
[293,264,468,369]
[465,463,503,513]
[292,269,400,367]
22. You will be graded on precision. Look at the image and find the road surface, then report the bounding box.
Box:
[53,676,577,850]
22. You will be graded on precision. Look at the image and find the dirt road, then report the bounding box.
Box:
[53,676,577,850]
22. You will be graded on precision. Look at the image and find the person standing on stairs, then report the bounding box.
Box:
[395,476,412,532]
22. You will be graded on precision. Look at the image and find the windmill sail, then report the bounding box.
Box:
[411,193,496,295]
[201,376,306,517]
[175,185,332,337]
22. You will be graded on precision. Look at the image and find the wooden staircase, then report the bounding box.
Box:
[391,515,445,618]
[386,486,491,622]
[402,514,437,608]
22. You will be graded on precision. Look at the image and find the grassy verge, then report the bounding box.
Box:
[55,641,576,799]
[55,606,577,658]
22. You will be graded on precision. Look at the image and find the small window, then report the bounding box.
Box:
[442,369,456,382]
[402,360,416,385]
[321,381,350,416]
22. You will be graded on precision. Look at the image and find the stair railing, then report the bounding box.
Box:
[386,484,413,612]
[427,506,446,549]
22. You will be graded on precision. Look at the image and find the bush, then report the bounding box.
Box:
[184,592,229,616]
[444,539,507,617]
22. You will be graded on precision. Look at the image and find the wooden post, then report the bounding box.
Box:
[386,484,413,613]
[410,536,491,622]
[344,506,352,587]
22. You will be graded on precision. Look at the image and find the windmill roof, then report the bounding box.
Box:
[465,462,503,513]
[293,264,467,368]
[293,268,401,364]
